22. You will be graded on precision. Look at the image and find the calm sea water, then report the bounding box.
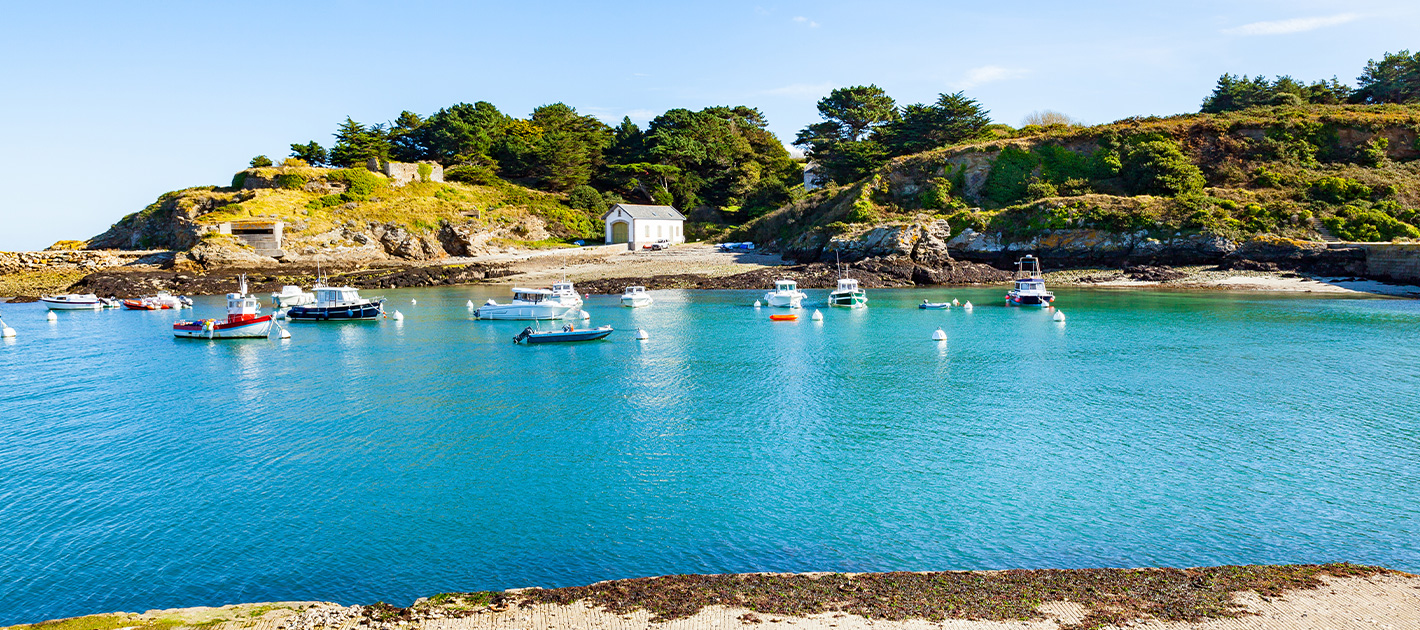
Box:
[1,286,1419,624]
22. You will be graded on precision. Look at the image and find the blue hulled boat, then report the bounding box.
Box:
[513,324,614,344]
[287,286,385,321]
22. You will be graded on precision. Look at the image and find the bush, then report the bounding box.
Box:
[417,163,433,183]
[918,177,954,209]
[1025,178,1058,200]
[1324,207,1420,241]
[651,188,674,206]
[567,185,605,211]
[1120,137,1205,196]
[307,168,388,210]
[281,157,309,168]
[276,173,308,190]
[231,171,248,189]
[445,165,501,186]
[1059,177,1092,196]
[942,209,989,237]
[1310,177,1372,204]
[250,155,273,168]
[1358,138,1390,167]
[980,145,1037,206]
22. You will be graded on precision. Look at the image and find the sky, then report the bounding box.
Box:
[1,0,1417,251]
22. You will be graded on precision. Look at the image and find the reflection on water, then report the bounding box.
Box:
[0,286,1418,625]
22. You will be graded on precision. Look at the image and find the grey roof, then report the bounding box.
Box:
[602,204,686,221]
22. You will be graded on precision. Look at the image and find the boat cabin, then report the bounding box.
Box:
[315,287,364,306]
[775,280,798,292]
[623,286,647,295]
[552,281,575,294]
[1014,279,1047,293]
[835,279,860,292]
[512,288,553,303]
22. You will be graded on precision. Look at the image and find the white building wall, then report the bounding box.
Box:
[603,210,685,246]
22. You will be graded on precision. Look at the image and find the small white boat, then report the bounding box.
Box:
[1006,255,1055,307]
[270,285,316,308]
[763,279,806,309]
[550,281,584,308]
[828,278,867,308]
[919,300,951,310]
[621,286,653,308]
[475,288,579,320]
[173,275,275,339]
[40,294,104,310]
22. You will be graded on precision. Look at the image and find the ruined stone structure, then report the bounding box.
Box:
[366,158,444,186]
[217,220,284,258]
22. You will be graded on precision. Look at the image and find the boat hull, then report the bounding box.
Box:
[515,326,613,344]
[764,293,804,308]
[173,316,274,339]
[919,303,951,310]
[122,300,173,310]
[828,291,867,307]
[1006,293,1054,306]
[287,301,385,321]
[475,304,577,320]
[621,296,653,308]
[41,298,102,310]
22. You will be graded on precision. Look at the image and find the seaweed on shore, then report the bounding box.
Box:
[413,564,1392,630]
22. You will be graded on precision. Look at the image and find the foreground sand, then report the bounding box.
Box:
[10,569,1418,630]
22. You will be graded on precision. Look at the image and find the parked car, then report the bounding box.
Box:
[646,239,671,251]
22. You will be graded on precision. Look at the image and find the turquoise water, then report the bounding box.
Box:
[2,286,1419,624]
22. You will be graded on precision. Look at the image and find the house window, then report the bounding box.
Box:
[657,225,663,238]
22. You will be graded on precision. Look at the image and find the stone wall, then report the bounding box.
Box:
[367,158,444,186]
[0,250,169,275]
[1344,243,1420,282]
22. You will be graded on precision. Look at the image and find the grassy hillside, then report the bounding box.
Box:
[743,104,1420,252]
[88,164,601,254]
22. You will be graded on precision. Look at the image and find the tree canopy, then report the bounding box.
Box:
[1353,50,1420,104]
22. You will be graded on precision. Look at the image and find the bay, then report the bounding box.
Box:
[1,286,1418,624]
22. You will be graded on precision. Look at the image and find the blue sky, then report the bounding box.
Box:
[1,0,1417,250]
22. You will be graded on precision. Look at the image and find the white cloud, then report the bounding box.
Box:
[954,65,1029,89]
[792,16,820,28]
[763,82,834,98]
[1222,13,1359,36]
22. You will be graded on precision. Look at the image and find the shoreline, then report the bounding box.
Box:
[7,565,1417,630]
[3,244,1420,301]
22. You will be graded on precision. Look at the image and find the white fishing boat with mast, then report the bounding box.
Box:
[827,254,867,307]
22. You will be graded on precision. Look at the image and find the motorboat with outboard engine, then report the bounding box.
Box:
[173,275,275,339]
[474,288,579,320]
[918,300,952,310]
[621,286,653,308]
[1006,255,1055,306]
[122,292,190,310]
[286,285,385,321]
[513,323,613,344]
[763,279,806,308]
[270,285,316,308]
[40,294,104,310]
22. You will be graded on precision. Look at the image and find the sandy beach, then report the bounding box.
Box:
[11,569,1417,630]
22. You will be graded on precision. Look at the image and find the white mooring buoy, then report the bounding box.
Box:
[952,298,960,306]
[963,301,973,311]
[635,329,649,341]
[753,300,762,308]
[1,317,15,338]
[466,300,474,308]
[393,310,405,321]
[411,299,417,306]
[811,310,823,321]
[932,328,947,341]
[580,311,591,320]
[46,311,57,322]
[279,328,291,339]
[1053,310,1066,322]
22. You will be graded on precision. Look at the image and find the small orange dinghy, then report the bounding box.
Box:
[770,314,798,321]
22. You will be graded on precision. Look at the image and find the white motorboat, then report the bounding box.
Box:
[173,275,275,339]
[550,281,584,308]
[620,286,653,308]
[1006,255,1055,306]
[828,278,867,308]
[270,285,316,308]
[763,279,806,308]
[474,288,579,320]
[40,294,104,310]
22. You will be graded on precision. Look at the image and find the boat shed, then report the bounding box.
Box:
[602,204,686,248]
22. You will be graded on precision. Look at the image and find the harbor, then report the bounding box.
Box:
[2,284,1419,625]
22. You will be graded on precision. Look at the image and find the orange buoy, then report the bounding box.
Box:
[770,314,798,321]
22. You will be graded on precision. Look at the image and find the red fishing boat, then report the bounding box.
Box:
[173,276,274,339]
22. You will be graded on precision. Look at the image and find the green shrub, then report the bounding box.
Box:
[847,191,879,224]
[231,171,248,189]
[652,188,674,206]
[307,168,388,210]
[942,209,989,237]
[249,155,273,168]
[1251,167,1298,188]
[275,173,307,190]
[1310,177,1372,204]
[1058,177,1092,196]
[417,163,433,183]
[567,185,605,211]
[918,177,954,209]
[980,145,1037,205]
[1324,207,1420,242]
[445,165,501,185]
[825,221,852,235]
[1120,137,1205,196]
[1358,137,1390,167]
[1025,178,1058,200]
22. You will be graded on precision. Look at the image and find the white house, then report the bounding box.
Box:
[602,204,686,247]
[803,163,821,191]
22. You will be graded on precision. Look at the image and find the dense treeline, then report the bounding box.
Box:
[1201,49,1420,112]
[282,102,801,218]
